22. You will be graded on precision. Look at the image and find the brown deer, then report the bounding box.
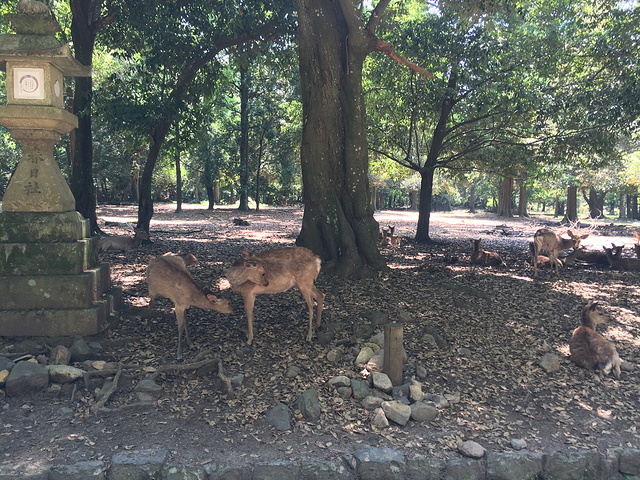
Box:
[570,302,621,378]
[470,239,503,266]
[602,246,640,271]
[98,228,149,252]
[146,255,233,361]
[563,244,623,266]
[225,247,324,345]
[528,241,561,270]
[380,225,401,247]
[161,252,198,268]
[532,228,588,277]
[633,232,640,258]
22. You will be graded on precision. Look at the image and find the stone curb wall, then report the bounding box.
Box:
[1,446,640,480]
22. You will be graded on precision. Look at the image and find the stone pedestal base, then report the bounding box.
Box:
[0,211,121,336]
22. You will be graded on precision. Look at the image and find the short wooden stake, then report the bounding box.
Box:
[383,323,403,386]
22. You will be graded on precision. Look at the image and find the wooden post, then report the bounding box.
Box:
[383,323,403,386]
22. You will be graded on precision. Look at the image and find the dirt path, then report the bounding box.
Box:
[1,205,638,469]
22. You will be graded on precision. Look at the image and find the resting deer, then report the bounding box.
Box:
[380,225,401,247]
[225,247,324,345]
[570,302,621,378]
[532,228,588,277]
[470,239,503,266]
[98,228,149,252]
[146,255,233,361]
[563,244,623,266]
[602,246,640,271]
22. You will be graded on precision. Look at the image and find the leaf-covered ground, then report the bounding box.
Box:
[1,204,639,468]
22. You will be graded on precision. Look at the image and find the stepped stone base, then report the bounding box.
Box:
[0,211,121,337]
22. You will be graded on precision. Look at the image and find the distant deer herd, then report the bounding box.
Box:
[98,221,635,377]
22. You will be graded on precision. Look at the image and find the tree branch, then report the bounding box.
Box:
[375,40,434,79]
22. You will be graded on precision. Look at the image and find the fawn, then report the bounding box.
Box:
[470,239,503,266]
[98,228,149,252]
[532,228,588,277]
[225,246,324,345]
[380,225,401,247]
[602,246,640,271]
[570,302,621,378]
[146,255,233,361]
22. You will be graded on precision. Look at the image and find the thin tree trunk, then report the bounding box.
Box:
[468,182,476,213]
[175,125,182,213]
[565,185,578,222]
[239,62,250,211]
[497,177,514,217]
[415,167,435,242]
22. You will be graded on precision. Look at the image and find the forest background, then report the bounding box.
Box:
[0,0,639,276]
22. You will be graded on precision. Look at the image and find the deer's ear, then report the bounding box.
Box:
[206,294,219,303]
[581,234,589,239]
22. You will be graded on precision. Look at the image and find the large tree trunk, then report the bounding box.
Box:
[565,185,578,222]
[497,177,514,217]
[468,182,476,213]
[581,186,606,219]
[415,166,435,242]
[516,179,528,217]
[69,0,111,235]
[295,0,385,276]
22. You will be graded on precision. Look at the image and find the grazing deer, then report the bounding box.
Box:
[98,228,149,252]
[570,302,621,378]
[470,239,503,266]
[146,255,233,361]
[225,247,324,345]
[532,228,588,277]
[602,246,640,271]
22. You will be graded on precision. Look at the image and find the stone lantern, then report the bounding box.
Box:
[0,3,121,336]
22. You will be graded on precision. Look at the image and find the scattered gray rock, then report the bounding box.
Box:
[365,349,385,372]
[328,375,351,389]
[266,402,291,431]
[361,395,384,410]
[337,386,352,399]
[511,438,527,450]
[70,338,93,362]
[5,360,49,396]
[355,346,375,367]
[46,365,85,383]
[296,388,321,421]
[410,401,439,422]
[135,392,155,404]
[458,440,486,459]
[371,407,389,428]
[371,372,393,393]
[350,379,370,400]
[134,378,163,398]
[458,347,472,356]
[540,353,561,373]
[0,356,15,371]
[415,365,427,379]
[431,394,449,409]
[409,383,423,402]
[326,348,343,363]
[381,400,411,426]
[444,392,461,404]
[49,345,72,365]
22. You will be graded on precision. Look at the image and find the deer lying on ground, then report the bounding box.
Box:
[563,244,623,266]
[98,228,149,252]
[225,246,324,345]
[602,246,640,271]
[570,301,621,378]
[146,254,233,361]
[532,228,589,277]
[380,225,401,247]
[470,238,503,266]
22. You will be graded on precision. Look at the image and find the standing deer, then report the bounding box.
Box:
[532,228,588,277]
[146,255,233,361]
[470,238,503,266]
[570,302,621,378]
[98,228,149,252]
[225,247,324,345]
[633,232,640,258]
